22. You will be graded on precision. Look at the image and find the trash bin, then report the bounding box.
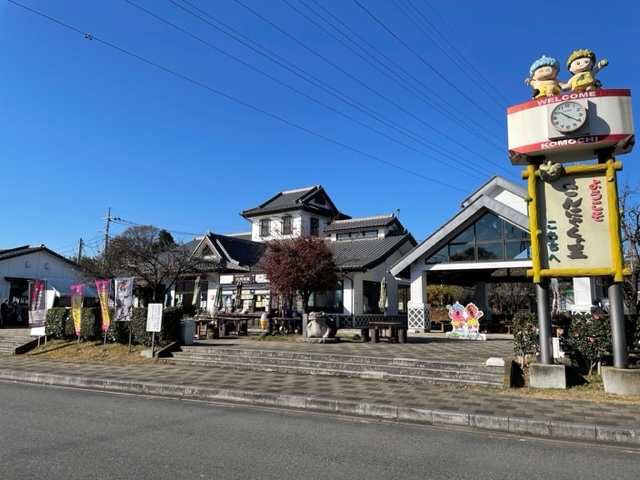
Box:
[180,319,195,346]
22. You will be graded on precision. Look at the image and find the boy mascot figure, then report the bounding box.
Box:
[564,49,608,92]
[525,55,563,99]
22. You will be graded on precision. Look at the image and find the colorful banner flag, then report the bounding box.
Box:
[28,279,47,327]
[70,284,84,336]
[95,280,111,332]
[114,277,134,322]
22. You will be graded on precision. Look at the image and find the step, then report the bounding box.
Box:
[162,347,507,389]
[178,346,502,374]
[169,351,502,382]
[164,357,504,388]
[0,336,34,355]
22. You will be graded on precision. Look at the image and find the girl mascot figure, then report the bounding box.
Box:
[563,49,608,92]
[525,55,564,99]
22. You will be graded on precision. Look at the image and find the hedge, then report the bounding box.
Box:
[45,306,183,346]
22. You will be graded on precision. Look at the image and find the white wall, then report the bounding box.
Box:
[0,250,78,302]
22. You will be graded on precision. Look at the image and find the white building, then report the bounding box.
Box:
[177,186,416,320]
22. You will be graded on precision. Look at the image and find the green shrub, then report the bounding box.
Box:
[564,313,612,375]
[512,311,539,367]
[125,306,183,347]
[45,307,70,339]
[625,315,640,352]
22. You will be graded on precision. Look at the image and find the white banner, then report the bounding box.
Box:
[114,277,134,321]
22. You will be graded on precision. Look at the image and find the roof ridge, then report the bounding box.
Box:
[331,213,394,223]
[280,185,318,194]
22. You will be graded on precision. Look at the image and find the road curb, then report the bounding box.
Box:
[1,368,639,446]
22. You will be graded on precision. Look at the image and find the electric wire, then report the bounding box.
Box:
[419,0,519,101]
[353,0,504,128]
[168,0,514,179]
[128,0,489,180]
[289,0,506,149]
[391,0,509,109]
[8,0,473,192]
[232,0,514,177]
[176,0,498,176]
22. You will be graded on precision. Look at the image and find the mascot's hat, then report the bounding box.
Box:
[567,49,596,70]
[529,55,560,77]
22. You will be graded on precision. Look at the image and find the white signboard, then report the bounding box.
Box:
[537,172,613,270]
[146,303,163,333]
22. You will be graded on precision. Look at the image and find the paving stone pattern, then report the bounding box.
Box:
[1,330,640,445]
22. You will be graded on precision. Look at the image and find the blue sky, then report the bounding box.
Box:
[2,0,639,260]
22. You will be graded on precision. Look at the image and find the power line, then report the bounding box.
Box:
[391,0,509,109]
[419,0,519,101]
[128,0,487,180]
[288,0,506,149]
[228,0,514,178]
[352,0,504,128]
[8,0,473,192]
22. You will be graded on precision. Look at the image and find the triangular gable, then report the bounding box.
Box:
[240,185,342,218]
[389,177,529,277]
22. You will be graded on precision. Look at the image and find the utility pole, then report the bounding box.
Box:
[104,207,111,256]
[103,207,121,256]
[76,238,83,264]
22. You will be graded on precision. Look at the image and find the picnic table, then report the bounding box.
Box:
[369,321,407,343]
[216,314,253,335]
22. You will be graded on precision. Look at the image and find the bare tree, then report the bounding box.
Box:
[619,182,640,314]
[261,237,338,313]
[78,225,202,303]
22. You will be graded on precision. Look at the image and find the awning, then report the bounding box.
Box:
[46,278,98,297]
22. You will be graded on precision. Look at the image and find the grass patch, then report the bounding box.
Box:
[251,332,300,342]
[22,339,158,365]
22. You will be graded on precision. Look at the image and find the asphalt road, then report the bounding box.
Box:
[1,380,639,480]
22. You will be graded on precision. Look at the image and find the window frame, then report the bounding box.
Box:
[260,218,271,237]
[281,215,293,235]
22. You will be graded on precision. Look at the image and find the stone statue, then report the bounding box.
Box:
[306,311,337,339]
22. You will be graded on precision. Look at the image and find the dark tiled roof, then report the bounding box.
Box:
[327,233,416,270]
[226,232,252,241]
[198,232,266,272]
[240,185,343,218]
[0,244,77,266]
[324,214,397,232]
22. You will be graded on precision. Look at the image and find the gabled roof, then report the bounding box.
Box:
[192,232,266,272]
[329,233,416,271]
[324,214,400,233]
[459,175,527,209]
[240,185,346,219]
[0,244,77,266]
[389,176,529,277]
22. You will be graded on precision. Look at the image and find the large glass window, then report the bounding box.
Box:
[308,281,343,313]
[425,212,531,264]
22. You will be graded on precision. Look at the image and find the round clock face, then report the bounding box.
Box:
[550,101,586,133]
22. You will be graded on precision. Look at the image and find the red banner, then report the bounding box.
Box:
[28,280,47,327]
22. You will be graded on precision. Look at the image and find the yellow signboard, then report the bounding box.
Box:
[525,159,628,282]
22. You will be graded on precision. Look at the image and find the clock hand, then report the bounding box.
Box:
[559,111,579,122]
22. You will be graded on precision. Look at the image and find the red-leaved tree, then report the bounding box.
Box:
[261,237,339,313]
